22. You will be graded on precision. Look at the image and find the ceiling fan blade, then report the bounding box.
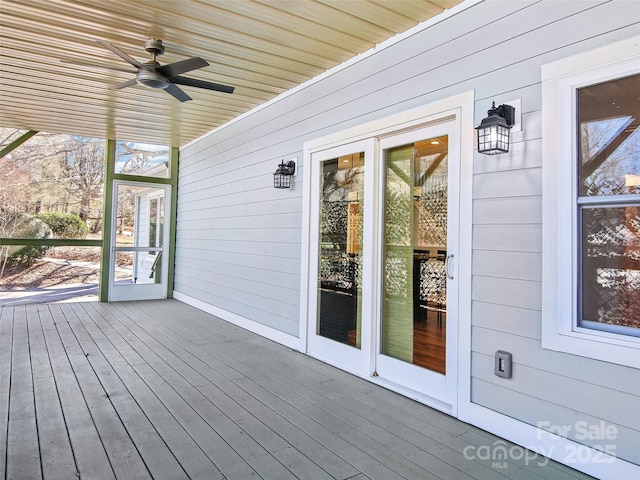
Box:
[113,78,138,90]
[164,83,192,102]
[61,60,136,74]
[96,39,147,70]
[170,76,235,94]
[156,57,208,78]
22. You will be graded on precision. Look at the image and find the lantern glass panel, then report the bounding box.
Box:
[274,172,292,188]
[477,124,510,155]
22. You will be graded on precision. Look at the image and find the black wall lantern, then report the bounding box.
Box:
[475,102,516,155]
[273,160,296,189]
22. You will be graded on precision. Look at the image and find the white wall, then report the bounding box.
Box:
[176,0,640,467]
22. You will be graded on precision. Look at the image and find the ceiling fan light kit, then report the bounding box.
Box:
[88,38,235,102]
[136,63,170,89]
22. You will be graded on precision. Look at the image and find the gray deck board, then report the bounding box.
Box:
[0,305,13,478]
[107,302,364,480]
[61,303,190,480]
[7,305,41,480]
[78,302,224,480]
[28,304,77,480]
[0,300,595,480]
[98,302,307,479]
[44,303,116,480]
[131,303,485,479]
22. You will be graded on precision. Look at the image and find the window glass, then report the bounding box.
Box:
[158,196,165,248]
[381,137,448,374]
[149,197,158,250]
[577,73,640,336]
[317,152,364,348]
[115,141,170,178]
[581,206,640,333]
[578,73,640,196]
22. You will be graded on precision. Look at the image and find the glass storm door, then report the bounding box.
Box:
[108,180,171,301]
[376,121,459,410]
[307,140,374,372]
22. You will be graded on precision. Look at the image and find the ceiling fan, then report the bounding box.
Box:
[80,38,235,102]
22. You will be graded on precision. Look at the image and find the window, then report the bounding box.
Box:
[542,36,640,368]
[577,74,640,336]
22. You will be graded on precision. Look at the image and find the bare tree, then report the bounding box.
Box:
[117,141,168,174]
[0,129,74,212]
[60,138,105,223]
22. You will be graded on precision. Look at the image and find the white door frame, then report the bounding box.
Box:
[300,91,475,419]
[108,180,171,301]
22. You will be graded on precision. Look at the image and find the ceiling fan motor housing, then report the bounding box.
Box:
[137,62,170,89]
[144,38,165,56]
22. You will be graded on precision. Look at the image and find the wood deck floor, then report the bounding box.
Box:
[0,300,593,480]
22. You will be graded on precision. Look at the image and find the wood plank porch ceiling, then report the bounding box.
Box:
[0,0,464,148]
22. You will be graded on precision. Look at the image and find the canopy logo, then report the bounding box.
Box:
[462,441,550,469]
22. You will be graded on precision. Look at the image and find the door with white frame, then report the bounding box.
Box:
[109,180,171,301]
[307,139,376,374]
[375,121,459,413]
[306,119,460,412]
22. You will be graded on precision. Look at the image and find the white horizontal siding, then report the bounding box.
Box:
[176,269,300,336]
[176,255,300,290]
[473,139,542,174]
[473,197,542,225]
[175,0,640,466]
[464,1,640,468]
[472,345,640,464]
[473,168,542,199]
[473,224,541,252]
[176,246,300,274]
[472,301,541,340]
[472,251,542,282]
[467,3,640,468]
[473,328,640,396]
[472,375,640,465]
[176,236,299,256]
[176,228,300,245]
[177,217,301,233]
[472,276,541,311]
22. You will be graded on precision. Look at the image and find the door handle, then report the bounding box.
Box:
[445,254,454,279]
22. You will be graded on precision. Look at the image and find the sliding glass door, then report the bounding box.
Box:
[376,122,458,407]
[305,110,464,412]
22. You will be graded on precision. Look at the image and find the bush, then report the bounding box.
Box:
[36,212,88,239]
[1,213,53,266]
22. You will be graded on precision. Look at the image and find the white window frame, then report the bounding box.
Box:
[541,36,640,368]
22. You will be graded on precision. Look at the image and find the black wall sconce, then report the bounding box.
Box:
[475,102,516,155]
[273,160,296,189]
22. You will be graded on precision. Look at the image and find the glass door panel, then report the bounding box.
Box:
[318,152,365,348]
[382,136,448,374]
